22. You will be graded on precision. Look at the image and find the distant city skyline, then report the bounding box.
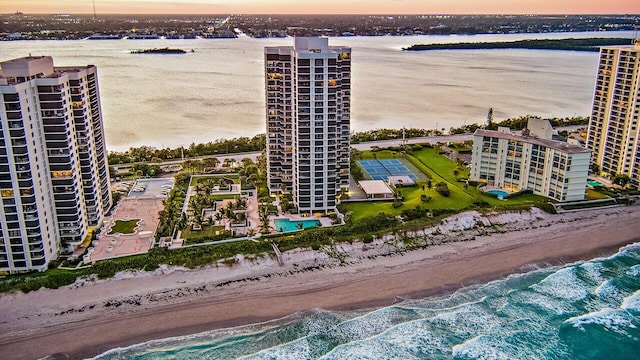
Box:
[5,0,640,15]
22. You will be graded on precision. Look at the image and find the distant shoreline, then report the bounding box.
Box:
[1,206,639,359]
[403,37,633,51]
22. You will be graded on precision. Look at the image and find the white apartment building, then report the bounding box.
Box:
[470,120,591,202]
[586,40,640,188]
[0,56,111,272]
[265,38,351,215]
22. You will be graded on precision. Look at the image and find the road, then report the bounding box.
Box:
[112,126,582,173]
[351,134,473,151]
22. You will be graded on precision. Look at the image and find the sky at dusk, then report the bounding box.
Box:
[2,0,640,15]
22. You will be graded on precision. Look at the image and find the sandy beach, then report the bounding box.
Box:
[1,206,639,360]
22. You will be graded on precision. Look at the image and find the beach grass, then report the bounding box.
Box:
[0,268,83,293]
[108,219,139,235]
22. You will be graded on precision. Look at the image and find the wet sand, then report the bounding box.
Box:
[0,207,638,360]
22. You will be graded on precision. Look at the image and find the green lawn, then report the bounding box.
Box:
[346,184,473,222]
[359,149,402,160]
[108,219,139,235]
[346,147,548,221]
[413,148,547,208]
[189,174,240,186]
[586,189,610,200]
[211,194,240,200]
[412,148,469,182]
[181,225,226,239]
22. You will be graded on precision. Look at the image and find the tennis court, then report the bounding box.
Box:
[358,159,418,181]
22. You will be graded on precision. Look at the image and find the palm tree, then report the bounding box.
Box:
[241,157,254,168]
[236,211,246,225]
[258,205,271,234]
[214,212,223,224]
[202,157,219,171]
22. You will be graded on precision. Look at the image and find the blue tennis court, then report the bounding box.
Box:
[358,159,417,181]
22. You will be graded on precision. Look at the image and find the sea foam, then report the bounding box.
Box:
[89,241,640,360]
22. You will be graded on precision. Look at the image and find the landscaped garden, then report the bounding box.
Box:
[181,225,230,245]
[344,145,549,222]
[189,173,240,187]
[107,219,140,235]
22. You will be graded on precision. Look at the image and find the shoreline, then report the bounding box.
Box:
[0,207,639,359]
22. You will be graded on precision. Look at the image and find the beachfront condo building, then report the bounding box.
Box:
[265,38,351,215]
[587,40,640,188]
[0,56,112,272]
[470,119,591,202]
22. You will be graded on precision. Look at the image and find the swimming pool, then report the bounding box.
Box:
[486,189,509,199]
[587,179,604,187]
[274,219,321,232]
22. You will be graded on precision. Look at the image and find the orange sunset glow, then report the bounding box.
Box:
[3,0,640,14]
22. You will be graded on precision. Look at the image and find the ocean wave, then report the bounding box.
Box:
[621,290,640,312]
[560,306,640,360]
[577,262,606,284]
[452,334,517,360]
[531,267,590,302]
[88,312,308,359]
[564,308,636,331]
[90,242,640,359]
[320,326,443,359]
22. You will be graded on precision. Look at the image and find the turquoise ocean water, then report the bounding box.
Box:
[91,243,640,359]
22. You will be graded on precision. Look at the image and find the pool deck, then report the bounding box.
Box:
[588,176,613,188]
[482,185,514,194]
[269,215,332,234]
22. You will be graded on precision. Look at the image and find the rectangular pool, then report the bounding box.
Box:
[274,219,321,232]
[587,179,604,187]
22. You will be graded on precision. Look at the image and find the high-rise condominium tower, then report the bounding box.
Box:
[587,40,640,188]
[265,38,351,215]
[0,56,111,272]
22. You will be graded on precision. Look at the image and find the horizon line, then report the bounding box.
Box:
[6,12,640,16]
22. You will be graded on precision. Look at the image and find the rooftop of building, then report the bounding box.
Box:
[601,38,640,50]
[0,56,96,85]
[265,37,350,53]
[358,180,394,195]
[474,128,591,154]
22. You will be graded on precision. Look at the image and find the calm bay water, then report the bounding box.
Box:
[1,31,634,151]
[89,242,640,360]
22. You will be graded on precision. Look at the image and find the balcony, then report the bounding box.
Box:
[39,93,63,102]
[5,110,22,120]
[37,85,63,94]
[48,148,71,157]
[8,120,24,129]
[12,145,28,155]
[40,102,64,110]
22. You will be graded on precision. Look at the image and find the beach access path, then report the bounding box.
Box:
[0,206,639,360]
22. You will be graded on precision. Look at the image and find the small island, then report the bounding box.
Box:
[403,37,633,52]
[130,47,188,54]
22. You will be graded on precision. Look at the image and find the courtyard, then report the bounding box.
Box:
[86,178,174,262]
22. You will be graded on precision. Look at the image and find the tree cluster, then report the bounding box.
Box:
[108,134,266,164]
